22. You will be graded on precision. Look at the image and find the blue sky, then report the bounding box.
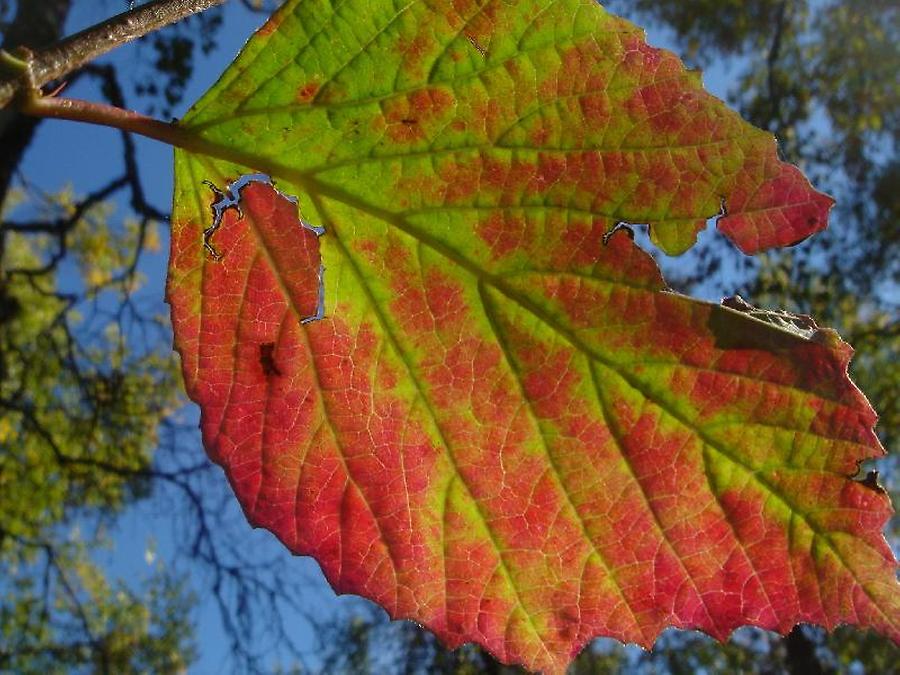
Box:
[14,2,746,671]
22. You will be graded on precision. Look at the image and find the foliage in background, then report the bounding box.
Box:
[1,2,322,671]
[131,4,224,118]
[0,190,195,670]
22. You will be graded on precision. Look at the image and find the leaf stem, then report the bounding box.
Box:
[19,91,309,194]
[0,0,228,110]
[21,94,206,153]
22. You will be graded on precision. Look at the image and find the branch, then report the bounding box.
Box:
[765,1,789,131]
[0,0,228,110]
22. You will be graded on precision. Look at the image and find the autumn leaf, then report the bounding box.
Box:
[166,0,898,672]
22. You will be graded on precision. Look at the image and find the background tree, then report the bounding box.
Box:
[1,1,321,671]
[0,0,896,672]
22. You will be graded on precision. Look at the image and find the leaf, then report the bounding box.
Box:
[166,0,898,671]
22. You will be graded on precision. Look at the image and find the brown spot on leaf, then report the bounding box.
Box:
[383,88,456,143]
[259,342,281,377]
[295,81,320,103]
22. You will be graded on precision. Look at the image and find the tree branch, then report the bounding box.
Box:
[0,0,228,110]
[765,0,789,133]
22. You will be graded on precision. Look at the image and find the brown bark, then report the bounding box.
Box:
[0,0,227,214]
[0,0,227,111]
[0,0,72,213]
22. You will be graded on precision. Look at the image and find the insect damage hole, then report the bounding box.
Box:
[259,342,281,377]
[203,173,327,325]
[602,221,635,245]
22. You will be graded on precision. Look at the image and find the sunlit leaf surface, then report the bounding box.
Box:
[167,1,898,671]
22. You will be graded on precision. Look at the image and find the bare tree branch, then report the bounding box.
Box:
[0,0,228,110]
[765,0,790,133]
[0,1,72,216]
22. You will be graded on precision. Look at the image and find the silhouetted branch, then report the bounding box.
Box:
[80,63,167,222]
[0,0,228,110]
[766,1,790,133]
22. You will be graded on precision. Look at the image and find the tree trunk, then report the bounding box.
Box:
[784,626,827,675]
[0,0,72,212]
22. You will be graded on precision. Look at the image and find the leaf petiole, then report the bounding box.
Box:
[21,92,192,149]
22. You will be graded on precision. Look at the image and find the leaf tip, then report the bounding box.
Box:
[718,158,836,255]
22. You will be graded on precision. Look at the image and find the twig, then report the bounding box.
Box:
[0,0,228,110]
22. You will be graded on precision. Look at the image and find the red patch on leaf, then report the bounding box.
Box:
[476,212,527,260]
[383,87,456,144]
[295,80,319,103]
[719,158,836,253]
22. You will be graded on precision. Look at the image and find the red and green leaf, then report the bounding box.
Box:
[166,0,897,672]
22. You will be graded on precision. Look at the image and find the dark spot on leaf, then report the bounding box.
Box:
[708,304,811,352]
[259,342,281,377]
[719,297,819,339]
[295,81,320,103]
